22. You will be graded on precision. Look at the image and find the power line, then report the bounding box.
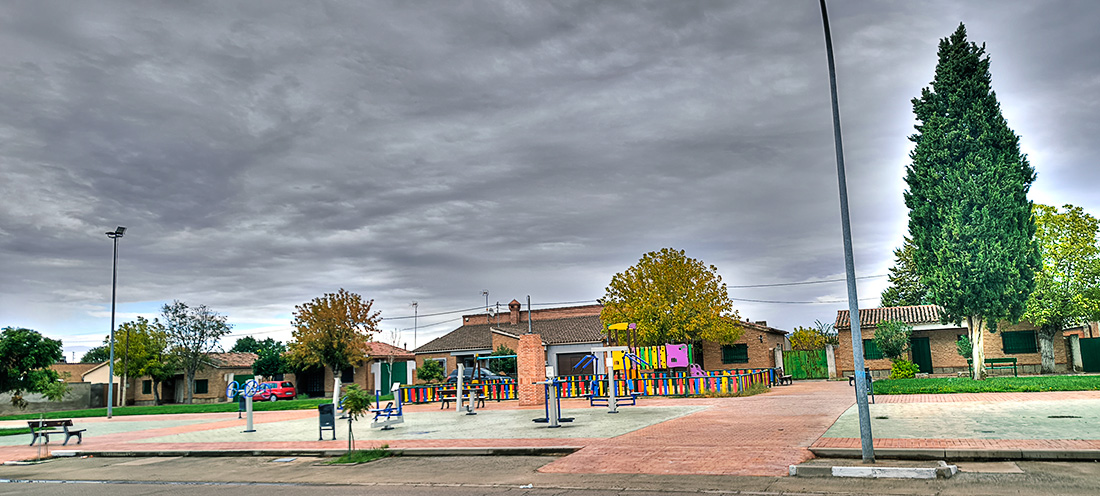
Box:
[384,305,485,321]
[730,296,880,304]
[727,274,886,288]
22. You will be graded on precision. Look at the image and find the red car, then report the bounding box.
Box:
[251,381,296,402]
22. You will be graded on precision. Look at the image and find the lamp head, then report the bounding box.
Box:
[106,226,126,238]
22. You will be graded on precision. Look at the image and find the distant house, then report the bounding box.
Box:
[131,352,257,405]
[412,300,787,381]
[834,305,1088,377]
[292,342,416,398]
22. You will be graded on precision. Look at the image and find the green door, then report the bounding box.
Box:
[782,350,828,379]
[380,362,391,394]
[1082,338,1100,373]
[391,362,407,388]
[910,337,933,374]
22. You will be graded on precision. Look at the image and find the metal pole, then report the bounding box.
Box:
[411,301,418,350]
[819,0,874,463]
[527,295,532,334]
[107,234,119,419]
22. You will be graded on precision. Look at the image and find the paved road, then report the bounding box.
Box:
[4,455,1100,496]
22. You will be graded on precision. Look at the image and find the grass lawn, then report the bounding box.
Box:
[0,427,32,437]
[0,394,394,421]
[874,375,1100,394]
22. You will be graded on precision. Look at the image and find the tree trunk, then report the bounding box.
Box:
[969,316,986,380]
[152,380,161,405]
[1038,326,1057,374]
[332,368,342,408]
[186,370,195,404]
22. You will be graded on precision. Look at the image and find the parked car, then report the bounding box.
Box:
[251,381,296,401]
[445,367,511,383]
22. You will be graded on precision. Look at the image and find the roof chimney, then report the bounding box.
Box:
[509,299,521,325]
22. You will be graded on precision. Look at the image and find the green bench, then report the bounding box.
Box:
[967,357,1018,377]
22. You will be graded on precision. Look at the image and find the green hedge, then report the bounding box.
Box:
[873,376,1100,394]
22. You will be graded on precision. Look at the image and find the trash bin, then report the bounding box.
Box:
[318,403,335,440]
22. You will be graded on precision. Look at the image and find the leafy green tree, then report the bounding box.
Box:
[161,301,233,404]
[340,383,372,453]
[487,345,516,375]
[873,320,912,361]
[880,238,929,307]
[0,327,67,408]
[80,345,110,363]
[111,317,176,405]
[229,336,262,354]
[789,320,840,350]
[600,248,744,346]
[231,337,288,378]
[956,335,972,359]
[287,289,381,407]
[903,24,1039,379]
[1022,204,1100,373]
[415,359,444,384]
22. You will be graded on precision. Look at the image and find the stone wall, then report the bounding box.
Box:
[0,382,96,415]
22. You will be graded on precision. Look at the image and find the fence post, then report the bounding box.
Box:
[774,347,784,371]
[826,344,837,379]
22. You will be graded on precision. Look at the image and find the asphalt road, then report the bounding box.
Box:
[3,455,1100,496]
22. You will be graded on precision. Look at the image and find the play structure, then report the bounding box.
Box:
[531,378,574,427]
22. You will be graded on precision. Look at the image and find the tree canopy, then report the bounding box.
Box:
[903,23,1039,379]
[231,337,289,378]
[161,301,232,403]
[599,248,743,346]
[287,288,381,404]
[1022,204,1100,373]
[0,327,67,408]
[80,345,110,363]
[880,238,929,307]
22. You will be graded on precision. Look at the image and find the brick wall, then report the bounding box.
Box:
[517,333,545,406]
[491,333,520,353]
[133,366,252,404]
[698,332,783,370]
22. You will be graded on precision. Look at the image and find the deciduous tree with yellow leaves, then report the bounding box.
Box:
[287,289,381,406]
[600,248,743,346]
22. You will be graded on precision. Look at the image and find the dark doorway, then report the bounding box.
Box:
[556,352,595,376]
[1081,338,1100,373]
[910,336,933,374]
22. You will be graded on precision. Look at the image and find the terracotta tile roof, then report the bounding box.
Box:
[366,342,413,359]
[414,315,606,354]
[207,352,258,368]
[834,305,944,329]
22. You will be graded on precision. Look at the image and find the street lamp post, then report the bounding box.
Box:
[105,226,126,419]
[819,0,874,463]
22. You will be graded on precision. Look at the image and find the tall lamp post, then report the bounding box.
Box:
[819,0,874,463]
[105,226,126,419]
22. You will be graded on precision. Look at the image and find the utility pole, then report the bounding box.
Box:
[105,226,126,419]
[411,301,418,350]
[819,0,874,463]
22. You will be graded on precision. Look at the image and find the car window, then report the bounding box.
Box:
[282,382,292,388]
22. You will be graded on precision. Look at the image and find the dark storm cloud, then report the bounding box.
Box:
[2,1,1099,352]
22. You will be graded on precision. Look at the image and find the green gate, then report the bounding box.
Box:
[782,349,829,379]
[910,337,933,374]
[1082,338,1100,373]
[380,361,409,393]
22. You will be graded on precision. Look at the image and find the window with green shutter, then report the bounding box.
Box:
[721,344,749,364]
[195,379,208,394]
[863,339,884,360]
[142,380,152,395]
[1002,330,1038,354]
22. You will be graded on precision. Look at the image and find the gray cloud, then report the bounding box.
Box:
[2,1,1098,356]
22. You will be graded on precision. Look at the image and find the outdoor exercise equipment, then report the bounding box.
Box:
[531,378,574,428]
[369,382,405,430]
[226,379,260,432]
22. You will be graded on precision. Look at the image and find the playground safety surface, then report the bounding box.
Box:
[3,381,1099,477]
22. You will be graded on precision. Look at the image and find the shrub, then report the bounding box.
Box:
[874,320,913,360]
[889,359,920,379]
[415,359,444,383]
[956,335,972,358]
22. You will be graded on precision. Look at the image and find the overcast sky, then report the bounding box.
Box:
[3,1,1098,360]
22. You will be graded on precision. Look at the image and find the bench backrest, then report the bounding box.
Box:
[28,419,72,428]
[985,357,1017,363]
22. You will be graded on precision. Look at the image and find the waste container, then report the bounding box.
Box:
[318,403,335,440]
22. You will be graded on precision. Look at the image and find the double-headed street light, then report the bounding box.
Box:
[106,226,126,419]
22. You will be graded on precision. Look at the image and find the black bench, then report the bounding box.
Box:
[439,389,485,409]
[967,357,1018,377]
[775,368,793,386]
[28,419,85,446]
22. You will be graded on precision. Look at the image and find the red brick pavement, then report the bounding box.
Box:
[539,380,856,476]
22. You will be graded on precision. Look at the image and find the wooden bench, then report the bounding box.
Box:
[28,419,85,446]
[439,389,485,409]
[775,368,793,386]
[967,357,1018,377]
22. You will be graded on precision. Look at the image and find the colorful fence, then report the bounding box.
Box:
[400,369,775,403]
[400,379,517,404]
[553,368,775,398]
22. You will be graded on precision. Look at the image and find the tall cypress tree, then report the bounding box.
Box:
[904,23,1039,379]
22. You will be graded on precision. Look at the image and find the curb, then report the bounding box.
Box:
[49,446,581,459]
[810,447,1100,461]
[790,461,956,479]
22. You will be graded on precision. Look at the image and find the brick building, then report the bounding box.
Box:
[293,341,415,398]
[413,300,787,382]
[834,305,1081,377]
